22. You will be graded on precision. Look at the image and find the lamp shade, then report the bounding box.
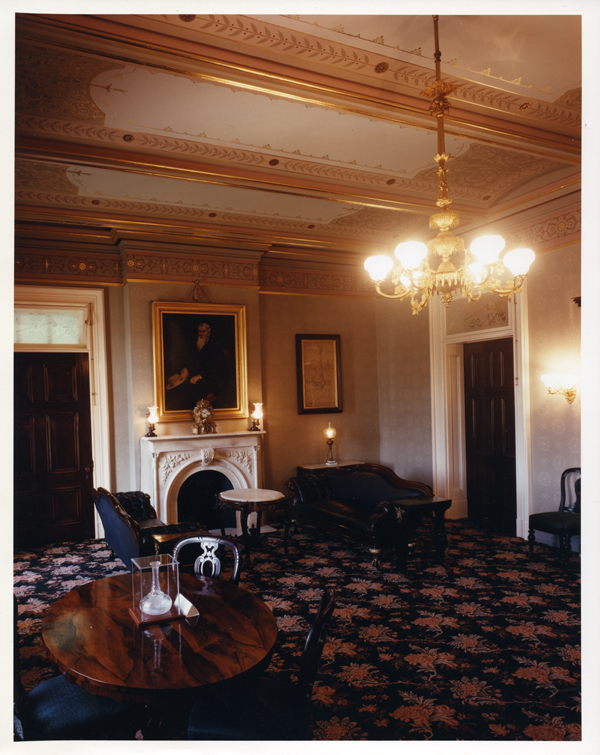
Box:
[252,402,263,419]
[394,241,428,270]
[503,248,535,276]
[470,235,505,265]
[324,423,336,440]
[541,373,577,390]
[364,255,393,281]
[147,406,159,424]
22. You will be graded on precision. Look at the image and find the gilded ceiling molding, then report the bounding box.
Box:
[16,40,122,122]
[171,14,581,132]
[415,142,568,203]
[16,16,580,157]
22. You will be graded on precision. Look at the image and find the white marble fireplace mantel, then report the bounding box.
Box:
[139,431,266,524]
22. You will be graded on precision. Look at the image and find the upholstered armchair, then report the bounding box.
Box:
[92,488,206,569]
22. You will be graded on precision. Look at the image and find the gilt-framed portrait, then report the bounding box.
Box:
[296,334,343,415]
[152,302,248,422]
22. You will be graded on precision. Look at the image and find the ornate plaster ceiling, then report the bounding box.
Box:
[15,12,581,269]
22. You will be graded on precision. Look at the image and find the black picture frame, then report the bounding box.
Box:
[296,334,343,415]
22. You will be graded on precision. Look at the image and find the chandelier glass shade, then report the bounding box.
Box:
[364,16,535,315]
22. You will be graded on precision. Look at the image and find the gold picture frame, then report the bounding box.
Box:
[152,302,248,422]
[296,334,343,415]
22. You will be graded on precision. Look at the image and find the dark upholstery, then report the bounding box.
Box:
[14,596,143,740]
[92,487,206,570]
[528,467,581,566]
[285,463,435,565]
[187,587,336,740]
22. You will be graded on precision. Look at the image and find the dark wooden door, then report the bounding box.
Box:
[464,338,516,535]
[14,352,95,548]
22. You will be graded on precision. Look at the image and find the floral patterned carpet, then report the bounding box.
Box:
[14,520,581,741]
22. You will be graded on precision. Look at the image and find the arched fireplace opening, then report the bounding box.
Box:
[178,471,235,531]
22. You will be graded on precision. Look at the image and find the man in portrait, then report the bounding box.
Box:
[165,321,233,411]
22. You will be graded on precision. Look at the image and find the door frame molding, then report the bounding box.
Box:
[14,286,111,537]
[430,289,533,538]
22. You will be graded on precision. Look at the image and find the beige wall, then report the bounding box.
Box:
[526,244,581,526]
[375,298,434,487]
[259,293,381,492]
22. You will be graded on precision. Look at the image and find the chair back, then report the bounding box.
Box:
[559,468,581,513]
[112,491,158,522]
[92,488,143,570]
[297,587,337,700]
[173,535,241,585]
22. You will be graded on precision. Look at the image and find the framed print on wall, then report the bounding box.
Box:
[296,334,343,415]
[152,302,248,422]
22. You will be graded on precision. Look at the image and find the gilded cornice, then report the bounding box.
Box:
[14,206,581,291]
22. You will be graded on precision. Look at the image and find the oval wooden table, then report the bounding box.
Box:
[41,572,278,706]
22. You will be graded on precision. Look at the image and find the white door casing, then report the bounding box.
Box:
[430,290,533,538]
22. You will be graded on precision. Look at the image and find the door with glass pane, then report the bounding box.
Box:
[14,352,95,547]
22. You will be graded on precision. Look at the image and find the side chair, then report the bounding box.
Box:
[173,534,241,585]
[528,467,581,567]
[187,586,337,740]
[14,597,144,740]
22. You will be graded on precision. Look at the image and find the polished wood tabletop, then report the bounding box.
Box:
[41,572,278,705]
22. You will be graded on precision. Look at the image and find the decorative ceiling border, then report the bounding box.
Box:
[145,14,581,131]
[17,14,581,156]
[14,205,580,292]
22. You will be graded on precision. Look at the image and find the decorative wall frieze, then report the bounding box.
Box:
[14,252,123,281]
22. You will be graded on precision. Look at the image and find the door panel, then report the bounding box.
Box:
[464,338,517,535]
[14,352,95,547]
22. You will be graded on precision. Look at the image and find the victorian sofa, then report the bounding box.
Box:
[284,463,452,568]
[92,488,206,569]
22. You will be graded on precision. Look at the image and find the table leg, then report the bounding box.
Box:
[239,505,251,562]
[432,508,448,566]
[215,494,226,537]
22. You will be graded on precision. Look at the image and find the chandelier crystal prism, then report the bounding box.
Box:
[364,15,535,315]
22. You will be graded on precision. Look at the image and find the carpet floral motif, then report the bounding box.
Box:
[14,521,581,741]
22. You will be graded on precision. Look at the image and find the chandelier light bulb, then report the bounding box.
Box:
[394,241,428,270]
[364,255,393,281]
[470,235,505,265]
[467,262,487,286]
[503,248,535,276]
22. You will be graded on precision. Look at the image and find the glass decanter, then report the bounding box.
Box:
[140,558,172,616]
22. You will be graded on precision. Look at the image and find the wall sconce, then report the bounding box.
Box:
[324,423,337,465]
[250,402,263,431]
[541,374,577,404]
[146,406,159,436]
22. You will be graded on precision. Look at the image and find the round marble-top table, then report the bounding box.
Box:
[216,488,290,560]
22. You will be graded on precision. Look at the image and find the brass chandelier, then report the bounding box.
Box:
[364,15,535,315]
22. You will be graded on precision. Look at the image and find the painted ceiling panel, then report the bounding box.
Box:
[14,12,582,263]
[90,66,468,175]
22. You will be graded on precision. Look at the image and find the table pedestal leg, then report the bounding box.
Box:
[432,508,448,566]
[239,505,251,562]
